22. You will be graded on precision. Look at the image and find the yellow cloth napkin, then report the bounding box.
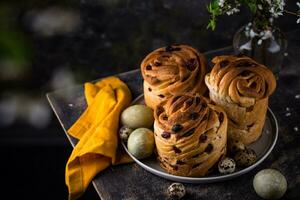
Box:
[65,76,132,200]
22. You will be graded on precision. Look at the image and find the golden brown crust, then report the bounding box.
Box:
[153,93,227,177]
[205,55,276,144]
[141,45,207,109]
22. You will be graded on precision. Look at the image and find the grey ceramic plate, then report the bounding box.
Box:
[121,94,278,183]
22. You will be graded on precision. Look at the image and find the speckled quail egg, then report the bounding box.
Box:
[234,148,257,167]
[253,169,287,200]
[228,139,245,155]
[119,126,133,142]
[127,128,155,159]
[167,183,186,199]
[121,105,154,129]
[218,157,236,174]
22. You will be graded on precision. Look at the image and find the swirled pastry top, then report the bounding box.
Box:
[153,93,227,176]
[154,93,225,140]
[141,45,207,96]
[205,55,276,107]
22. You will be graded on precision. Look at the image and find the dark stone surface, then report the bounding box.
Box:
[47,29,300,200]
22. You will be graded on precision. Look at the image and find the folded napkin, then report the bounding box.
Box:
[65,76,132,200]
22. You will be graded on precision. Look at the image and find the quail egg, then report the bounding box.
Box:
[121,105,154,129]
[127,128,155,159]
[234,148,257,167]
[167,183,186,199]
[218,157,236,174]
[228,139,245,155]
[253,169,287,200]
[119,126,133,142]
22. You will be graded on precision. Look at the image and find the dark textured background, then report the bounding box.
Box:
[0,0,298,199]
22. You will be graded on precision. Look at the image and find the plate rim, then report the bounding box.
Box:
[121,94,278,183]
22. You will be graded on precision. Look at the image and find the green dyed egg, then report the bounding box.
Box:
[253,169,287,200]
[127,128,155,159]
[121,105,154,129]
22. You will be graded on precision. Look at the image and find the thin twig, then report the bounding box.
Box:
[284,10,299,16]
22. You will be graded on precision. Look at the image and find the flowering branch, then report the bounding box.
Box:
[207,0,300,30]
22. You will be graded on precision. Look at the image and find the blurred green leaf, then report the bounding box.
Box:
[207,19,216,30]
[0,30,32,70]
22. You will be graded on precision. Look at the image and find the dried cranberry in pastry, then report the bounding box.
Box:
[172,124,183,133]
[156,106,164,116]
[161,131,171,139]
[165,45,181,52]
[171,165,178,170]
[219,113,224,123]
[199,134,207,143]
[186,58,197,71]
[173,146,182,153]
[250,82,257,89]
[146,65,152,70]
[247,123,255,129]
[205,143,213,153]
[192,153,200,158]
[240,70,251,76]
[246,105,254,112]
[172,96,181,103]
[148,88,152,92]
[185,98,193,106]
[220,60,229,68]
[195,96,201,105]
[190,112,199,120]
[176,160,185,165]
[182,128,195,137]
[154,61,161,66]
[158,94,165,98]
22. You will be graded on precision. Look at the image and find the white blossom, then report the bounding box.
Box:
[269,17,274,23]
[249,29,258,38]
[297,2,300,8]
[226,8,240,16]
[258,4,263,10]
[262,30,273,40]
[257,39,263,45]
[259,31,264,36]
[268,0,285,18]
[266,0,272,5]
[218,0,225,7]
[297,18,300,24]
[278,0,285,10]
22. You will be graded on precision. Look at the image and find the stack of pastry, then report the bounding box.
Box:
[205,55,276,144]
[153,94,227,176]
[140,45,276,177]
[141,45,207,109]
